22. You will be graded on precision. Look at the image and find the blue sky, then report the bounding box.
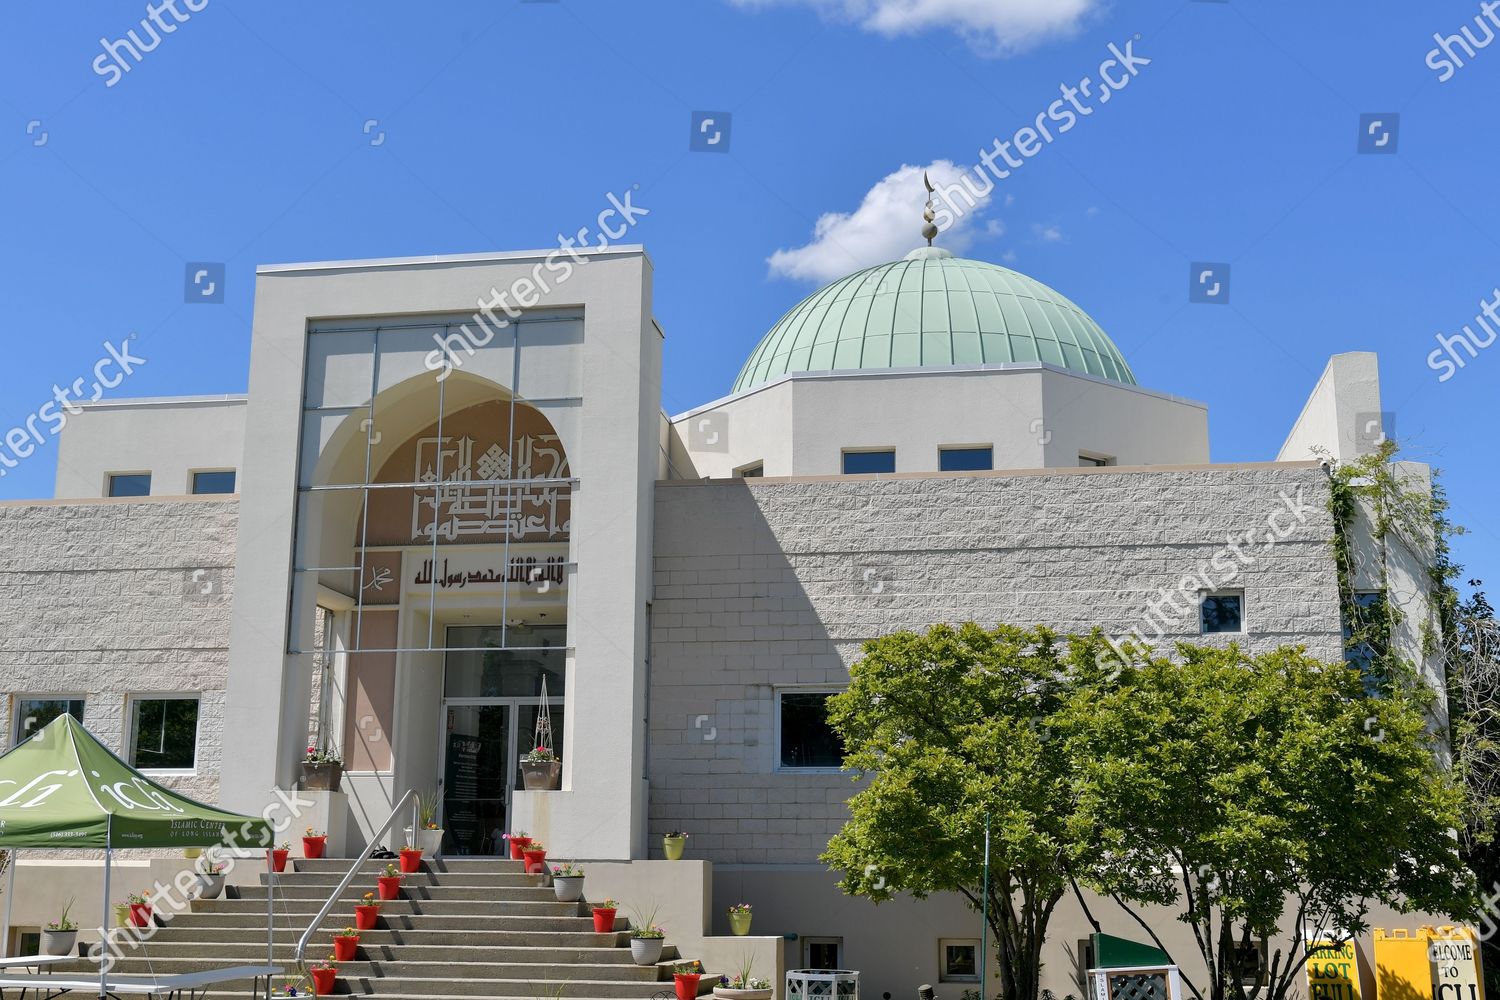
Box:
[1,0,1496,592]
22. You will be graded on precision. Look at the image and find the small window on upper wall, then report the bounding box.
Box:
[736,463,764,478]
[939,447,993,472]
[192,470,236,494]
[940,939,981,982]
[842,450,895,475]
[107,473,151,497]
[1079,454,1112,468]
[777,690,846,769]
[1201,592,1245,634]
[130,697,200,770]
[14,698,84,745]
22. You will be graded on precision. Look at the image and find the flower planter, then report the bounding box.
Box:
[728,910,752,936]
[398,849,423,874]
[353,905,380,930]
[591,907,617,933]
[332,936,359,962]
[311,967,337,996]
[40,929,77,956]
[376,875,402,901]
[675,972,703,1000]
[113,904,130,928]
[553,875,585,902]
[128,904,153,928]
[197,874,225,900]
[270,849,289,872]
[507,836,532,860]
[302,835,327,859]
[182,847,202,860]
[522,848,547,874]
[713,989,773,1000]
[663,836,686,861]
[520,760,562,790]
[417,828,444,859]
[630,937,664,966]
[302,761,343,792]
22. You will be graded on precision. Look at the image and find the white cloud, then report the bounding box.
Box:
[767,161,993,283]
[1031,223,1063,243]
[729,0,1105,55]
[984,219,1007,238]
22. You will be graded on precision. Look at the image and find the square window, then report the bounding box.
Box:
[107,473,151,497]
[192,470,236,494]
[803,937,843,970]
[940,939,981,982]
[940,447,993,472]
[130,697,200,770]
[842,450,895,475]
[777,691,845,769]
[1201,593,1244,634]
[14,698,84,745]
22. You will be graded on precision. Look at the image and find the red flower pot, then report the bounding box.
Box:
[128,903,153,928]
[354,905,380,930]
[398,849,423,874]
[592,907,617,933]
[311,967,337,996]
[377,876,402,901]
[270,849,289,872]
[303,836,327,859]
[332,936,359,962]
[522,848,547,874]
[674,973,702,1000]
[508,837,531,860]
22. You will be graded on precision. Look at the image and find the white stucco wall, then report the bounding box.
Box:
[53,397,247,499]
[1278,352,1383,463]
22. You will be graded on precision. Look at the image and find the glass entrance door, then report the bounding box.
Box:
[442,704,511,856]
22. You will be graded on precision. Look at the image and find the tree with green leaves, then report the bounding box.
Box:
[1060,642,1478,1000]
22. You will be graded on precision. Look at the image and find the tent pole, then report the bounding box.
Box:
[266,849,274,1000]
[100,847,112,1000]
[1,848,17,958]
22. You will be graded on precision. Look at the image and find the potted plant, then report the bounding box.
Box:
[376,862,403,901]
[127,890,153,928]
[271,842,291,872]
[628,903,665,966]
[591,898,619,933]
[303,827,328,860]
[506,831,532,860]
[713,956,773,1000]
[520,745,562,790]
[332,927,360,962]
[521,840,547,874]
[302,745,344,792]
[41,899,77,956]
[112,902,130,928]
[663,830,688,861]
[674,962,704,1000]
[398,843,423,874]
[309,956,338,996]
[353,892,381,930]
[197,859,227,899]
[416,792,444,859]
[551,863,585,902]
[727,902,752,936]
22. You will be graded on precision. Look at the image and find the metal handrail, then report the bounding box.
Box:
[294,788,420,969]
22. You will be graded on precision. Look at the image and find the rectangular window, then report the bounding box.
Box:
[842,450,895,475]
[1201,592,1245,634]
[1233,939,1268,990]
[14,698,84,745]
[191,470,237,494]
[107,473,151,497]
[777,690,845,769]
[803,937,843,970]
[130,697,200,770]
[1344,590,1387,695]
[939,447,993,472]
[736,463,764,478]
[940,939,981,982]
[1079,454,1112,468]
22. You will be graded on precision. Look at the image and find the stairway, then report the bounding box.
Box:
[71,858,717,999]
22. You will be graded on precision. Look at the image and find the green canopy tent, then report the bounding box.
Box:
[0,714,276,998]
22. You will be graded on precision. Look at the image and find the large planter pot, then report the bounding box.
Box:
[507,837,532,860]
[728,910,752,936]
[302,836,327,859]
[311,967,337,996]
[40,929,77,956]
[630,936,664,966]
[128,904,153,928]
[333,936,359,962]
[714,989,773,1000]
[197,874,225,900]
[591,907,617,933]
[354,905,380,930]
[302,761,343,792]
[417,828,444,859]
[377,876,402,901]
[521,848,547,874]
[520,760,561,790]
[113,904,130,928]
[553,875,585,902]
[663,836,686,861]
[182,847,202,860]
[270,849,289,873]
[675,973,703,1000]
[398,849,423,874]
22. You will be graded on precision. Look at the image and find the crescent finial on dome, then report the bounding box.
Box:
[921,171,939,246]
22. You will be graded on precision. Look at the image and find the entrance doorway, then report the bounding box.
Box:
[438,624,566,856]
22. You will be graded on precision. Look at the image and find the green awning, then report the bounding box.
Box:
[0,714,272,849]
[1093,932,1172,970]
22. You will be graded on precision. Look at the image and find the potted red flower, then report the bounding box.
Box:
[126,891,153,928]
[521,840,547,874]
[302,745,343,792]
[271,842,290,873]
[353,892,381,930]
[506,831,532,860]
[302,827,328,860]
[376,863,403,901]
[309,956,337,996]
[398,844,423,874]
[674,962,704,1000]
[519,745,561,790]
[591,898,619,933]
[332,927,360,962]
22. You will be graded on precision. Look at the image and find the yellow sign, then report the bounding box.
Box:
[1307,940,1362,1000]
[1374,927,1487,1000]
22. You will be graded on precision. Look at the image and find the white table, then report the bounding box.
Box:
[0,963,282,1000]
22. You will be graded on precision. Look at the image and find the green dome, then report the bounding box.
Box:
[732,250,1135,394]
